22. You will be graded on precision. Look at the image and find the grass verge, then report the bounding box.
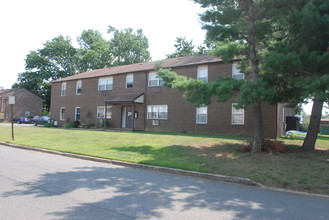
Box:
[0,125,328,195]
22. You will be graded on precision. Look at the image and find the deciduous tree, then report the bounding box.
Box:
[14,36,78,110]
[14,26,152,111]
[166,37,206,58]
[108,26,151,66]
[77,29,112,72]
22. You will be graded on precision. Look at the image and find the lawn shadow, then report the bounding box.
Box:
[3,165,328,219]
[110,143,245,173]
[134,131,250,141]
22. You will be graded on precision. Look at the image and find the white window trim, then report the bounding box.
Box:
[76,80,82,95]
[97,106,105,118]
[98,77,113,91]
[197,65,208,83]
[75,107,81,121]
[97,106,112,119]
[232,103,245,125]
[60,107,66,121]
[196,106,208,124]
[232,63,245,80]
[148,72,163,87]
[61,82,67,96]
[147,105,168,120]
[126,74,134,88]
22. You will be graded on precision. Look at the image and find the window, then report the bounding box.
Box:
[148,72,163,87]
[196,106,207,124]
[147,105,168,119]
[97,106,112,119]
[60,107,66,121]
[75,107,81,121]
[25,111,31,117]
[232,103,244,125]
[61,83,66,96]
[98,77,113,91]
[126,74,134,88]
[232,63,244,79]
[76,80,82,95]
[197,65,208,82]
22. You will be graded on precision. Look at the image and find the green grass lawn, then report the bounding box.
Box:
[0,125,328,195]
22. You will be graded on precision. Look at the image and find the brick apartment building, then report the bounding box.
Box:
[50,55,293,138]
[0,88,43,121]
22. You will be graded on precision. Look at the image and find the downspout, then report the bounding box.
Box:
[104,103,107,131]
[143,71,148,132]
[132,104,135,132]
[0,96,3,113]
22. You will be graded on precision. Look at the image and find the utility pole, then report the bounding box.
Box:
[9,96,15,141]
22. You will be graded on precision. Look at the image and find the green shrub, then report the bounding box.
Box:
[44,122,54,128]
[73,121,80,128]
[64,122,75,129]
[96,119,110,128]
[87,123,95,128]
[299,124,308,132]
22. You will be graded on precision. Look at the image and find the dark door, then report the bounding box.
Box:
[121,106,133,128]
[286,116,299,131]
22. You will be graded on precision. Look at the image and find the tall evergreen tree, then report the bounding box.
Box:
[265,0,329,150]
[159,0,281,153]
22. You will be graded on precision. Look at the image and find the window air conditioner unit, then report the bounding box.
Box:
[152,120,159,126]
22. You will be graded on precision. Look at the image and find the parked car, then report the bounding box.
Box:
[13,116,23,123]
[26,116,35,123]
[285,130,307,139]
[13,116,33,124]
[34,116,51,126]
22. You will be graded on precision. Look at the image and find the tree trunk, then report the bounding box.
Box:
[251,101,263,153]
[247,0,263,153]
[301,98,324,151]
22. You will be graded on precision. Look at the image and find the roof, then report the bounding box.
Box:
[53,54,229,83]
[103,93,144,104]
[0,89,14,95]
[321,119,329,125]
[0,88,43,101]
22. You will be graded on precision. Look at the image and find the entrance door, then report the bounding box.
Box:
[121,106,133,128]
[286,116,299,131]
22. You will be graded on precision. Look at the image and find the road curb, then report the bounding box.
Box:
[1,141,263,187]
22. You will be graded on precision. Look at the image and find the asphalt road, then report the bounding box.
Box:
[0,144,328,220]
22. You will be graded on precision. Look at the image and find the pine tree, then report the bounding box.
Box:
[265,0,329,150]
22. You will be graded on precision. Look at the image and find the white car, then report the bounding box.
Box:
[285,130,307,139]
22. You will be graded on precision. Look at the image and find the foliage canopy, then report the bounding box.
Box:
[13,26,152,110]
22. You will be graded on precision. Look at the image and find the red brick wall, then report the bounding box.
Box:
[0,88,43,121]
[51,72,147,129]
[51,62,278,138]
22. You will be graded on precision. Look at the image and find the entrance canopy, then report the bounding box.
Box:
[103,93,144,105]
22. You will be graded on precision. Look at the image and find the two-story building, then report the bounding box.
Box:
[51,54,291,138]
